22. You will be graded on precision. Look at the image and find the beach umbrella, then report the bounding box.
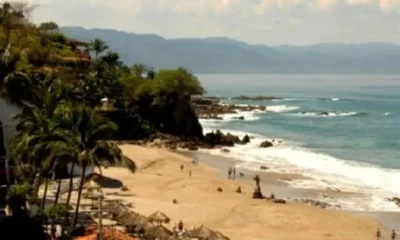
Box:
[148,211,170,225]
[186,225,215,239]
[145,225,172,240]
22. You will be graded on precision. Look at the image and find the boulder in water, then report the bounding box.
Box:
[273,199,286,204]
[260,165,269,170]
[260,140,273,148]
[241,135,250,144]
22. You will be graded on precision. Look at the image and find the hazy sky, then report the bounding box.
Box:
[12,0,400,45]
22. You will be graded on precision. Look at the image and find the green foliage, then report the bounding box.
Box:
[38,21,58,32]
[45,204,68,220]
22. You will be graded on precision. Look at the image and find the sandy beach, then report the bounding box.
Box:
[94,144,388,240]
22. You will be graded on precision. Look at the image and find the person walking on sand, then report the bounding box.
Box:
[254,174,260,187]
[178,220,184,232]
[180,164,184,172]
[392,229,397,240]
[232,167,236,180]
[228,167,232,179]
[376,228,382,240]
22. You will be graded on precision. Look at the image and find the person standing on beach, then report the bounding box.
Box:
[180,164,184,172]
[392,229,397,240]
[254,174,260,187]
[232,167,236,180]
[189,169,192,178]
[376,228,382,240]
[228,167,232,179]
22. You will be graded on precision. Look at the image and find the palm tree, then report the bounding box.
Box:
[67,105,124,227]
[48,103,134,227]
[89,38,109,58]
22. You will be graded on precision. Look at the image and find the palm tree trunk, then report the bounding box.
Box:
[41,177,49,212]
[54,179,62,206]
[72,165,86,227]
[66,161,75,207]
[50,178,62,238]
[35,171,43,195]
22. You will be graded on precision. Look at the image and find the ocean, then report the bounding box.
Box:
[196,74,400,212]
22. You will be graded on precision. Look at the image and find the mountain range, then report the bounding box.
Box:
[61,27,400,74]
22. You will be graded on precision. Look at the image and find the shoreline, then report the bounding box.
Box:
[181,150,400,231]
[97,144,394,240]
[199,120,400,213]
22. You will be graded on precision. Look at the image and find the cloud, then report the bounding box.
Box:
[379,0,400,13]
[4,0,400,45]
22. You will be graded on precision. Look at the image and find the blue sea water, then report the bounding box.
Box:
[196,74,400,211]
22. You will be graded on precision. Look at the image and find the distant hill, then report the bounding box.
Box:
[61,27,400,74]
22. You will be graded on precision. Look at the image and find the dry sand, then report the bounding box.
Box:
[99,144,384,240]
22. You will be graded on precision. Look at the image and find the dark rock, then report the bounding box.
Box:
[204,130,241,146]
[239,172,245,177]
[232,95,282,101]
[320,111,329,116]
[260,140,273,148]
[233,116,244,120]
[172,199,178,204]
[241,135,250,144]
[236,186,242,193]
[121,186,129,192]
[388,197,400,207]
[217,187,223,192]
[273,199,286,204]
[221,148,230,153]
[260,165,269,170]
[294,199,335,209]
[188,145,198,151]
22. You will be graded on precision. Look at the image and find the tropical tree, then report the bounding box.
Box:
[88,38,109,58]
[54,104,132,227]
[38,21,58,32]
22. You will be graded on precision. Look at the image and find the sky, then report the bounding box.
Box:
[9,0,400,45]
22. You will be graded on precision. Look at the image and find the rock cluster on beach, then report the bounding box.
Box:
[387,197,400,207]
[290,198,341,209]
[192,95,273,120]
[204,130,251,146]
[194,103,266,120]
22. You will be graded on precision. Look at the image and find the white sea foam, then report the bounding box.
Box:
[385,112,391,116]
[265,105,299,113]
[199,109,264,127]
[296,111,358,117]
[199,127,400,212]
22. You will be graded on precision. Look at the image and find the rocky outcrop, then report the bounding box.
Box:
[241,135,250,144]
[260,140,273,148]
[388,197,400,207]
[260,165,269,170]
[232,95,282,101]
[192,98,267,120]
[204,130,241,146]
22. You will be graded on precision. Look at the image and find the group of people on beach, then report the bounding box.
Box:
[376,228,396,240]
